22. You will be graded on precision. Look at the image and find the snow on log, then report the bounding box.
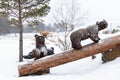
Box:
[18,35,120,76]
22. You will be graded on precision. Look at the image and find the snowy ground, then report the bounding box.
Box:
[0,33,120,80]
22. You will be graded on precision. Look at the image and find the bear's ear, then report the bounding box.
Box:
[103,19,108,26]
[103,19,106,23]
[35,34,38,38]
[96,21,99,25]
[103,19,105,21]
[51,47,54,50]
[43,34,47,38]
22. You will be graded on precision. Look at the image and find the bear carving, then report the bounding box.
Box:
[35,34,48,56]
[23,34,55,75]
[23,34,55,60]
[102,45,120,63]
[70,20,108,49]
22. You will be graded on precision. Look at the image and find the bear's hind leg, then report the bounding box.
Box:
[92,55,96,59]
[72,40,82,49]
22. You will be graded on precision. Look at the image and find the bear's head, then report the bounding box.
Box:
[96,20,108,31]
[35,34,46,48]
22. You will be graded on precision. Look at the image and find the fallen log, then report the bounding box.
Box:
[18,35,120,76]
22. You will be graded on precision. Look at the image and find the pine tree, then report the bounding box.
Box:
[0,0,50,62]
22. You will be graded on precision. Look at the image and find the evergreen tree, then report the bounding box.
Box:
[0,0,50,62]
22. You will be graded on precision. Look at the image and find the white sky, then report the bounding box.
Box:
[82,0,120,19]
[44,0,120,27]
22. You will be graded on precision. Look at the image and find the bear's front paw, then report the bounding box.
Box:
[98,37,101,41]
[94,38,100,43]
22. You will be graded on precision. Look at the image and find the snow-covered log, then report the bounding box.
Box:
[18,35,120,76]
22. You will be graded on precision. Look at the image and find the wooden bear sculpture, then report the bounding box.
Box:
[102,46,120,63]
[23,34,55,75]
[70,20,108,59]
[70,20,108,49]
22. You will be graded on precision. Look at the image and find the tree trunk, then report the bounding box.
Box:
[18,35,120,76]
[18,0,23,62]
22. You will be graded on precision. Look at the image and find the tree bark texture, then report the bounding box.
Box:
[18,35,120,76]
[18,0,23,62]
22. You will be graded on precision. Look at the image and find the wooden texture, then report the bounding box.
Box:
[18,35,120,76]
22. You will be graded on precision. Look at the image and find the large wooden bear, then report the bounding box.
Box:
[70,20,108,49]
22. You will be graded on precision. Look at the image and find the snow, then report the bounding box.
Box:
[0,33,120,80]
